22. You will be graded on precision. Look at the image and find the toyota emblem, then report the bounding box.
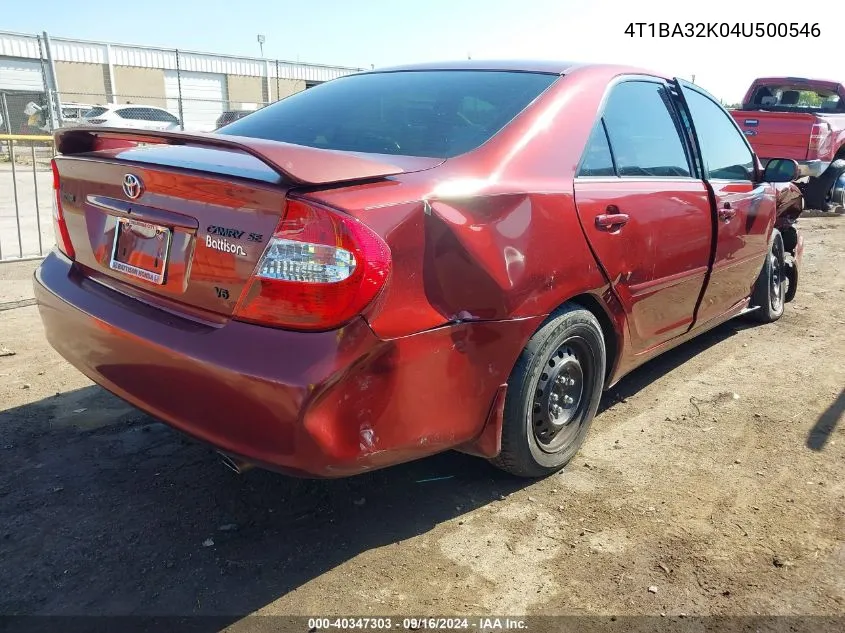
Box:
[122,174,143,199]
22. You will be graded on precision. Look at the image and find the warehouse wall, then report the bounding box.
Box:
[113,66,166,106]
[54,61,109,103]
[271,78,307,102]
[227,75,263,108]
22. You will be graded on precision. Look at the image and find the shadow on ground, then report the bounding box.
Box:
[0,317,755,626]
[1,386,527,625]
[807,386,845,451]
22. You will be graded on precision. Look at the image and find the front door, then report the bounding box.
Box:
[573,79,713,354]
[677,82,774,324]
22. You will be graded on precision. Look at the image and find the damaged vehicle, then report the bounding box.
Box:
[34,61,803,479]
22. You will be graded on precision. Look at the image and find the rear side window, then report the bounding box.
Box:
[747,83,844,112]
[683,87,754,181]
[84,106,107,118]
[219,70,559,159]
[602,81,691,178]
[578,121,615,177]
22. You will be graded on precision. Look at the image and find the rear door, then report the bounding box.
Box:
[677,81,774,324]
[573,78,713,354]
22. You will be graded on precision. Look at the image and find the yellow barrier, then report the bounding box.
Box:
[0,134,54,142]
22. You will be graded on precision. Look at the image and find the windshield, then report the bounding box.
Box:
[218,70,559,159]
[744,83,844,112]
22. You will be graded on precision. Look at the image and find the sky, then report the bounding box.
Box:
[4,0,841,104]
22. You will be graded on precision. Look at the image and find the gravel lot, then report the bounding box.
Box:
[0,218,843,629]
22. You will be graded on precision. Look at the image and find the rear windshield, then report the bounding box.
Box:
[218,70,559,158]
[83,107,108,118]
[744,83,845,112]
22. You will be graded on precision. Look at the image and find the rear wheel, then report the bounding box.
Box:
[491,305,606,478]
[804,158,845,211]
[748,228,786,323]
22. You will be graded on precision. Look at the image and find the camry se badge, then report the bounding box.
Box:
[207,225,245,239]
[206,234,247,256]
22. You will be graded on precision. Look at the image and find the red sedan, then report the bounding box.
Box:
[35,60,804,478]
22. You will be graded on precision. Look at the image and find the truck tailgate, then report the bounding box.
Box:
[730,111,817,160]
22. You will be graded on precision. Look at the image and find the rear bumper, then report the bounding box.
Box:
[34,252,535,477]
[796,160,830,179]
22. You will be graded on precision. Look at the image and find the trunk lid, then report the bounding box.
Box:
[52,127,443,320]
[730,110,818,160]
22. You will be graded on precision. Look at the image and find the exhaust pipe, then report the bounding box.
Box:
[218,451,254,475]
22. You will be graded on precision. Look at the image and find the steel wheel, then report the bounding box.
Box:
[748,228,786,324]
[769,237,786,314]
[531,339,592,453]
[492,305,606,478]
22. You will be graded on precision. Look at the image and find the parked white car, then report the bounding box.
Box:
[60,102,96,126]
[81,104,182,131]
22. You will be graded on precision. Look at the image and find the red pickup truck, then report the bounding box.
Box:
[730,77,845,211]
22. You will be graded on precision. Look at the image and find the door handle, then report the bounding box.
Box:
[595,213,630,231]
[718,202,736,222]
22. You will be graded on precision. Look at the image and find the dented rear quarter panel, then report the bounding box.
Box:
[307,66,646,378]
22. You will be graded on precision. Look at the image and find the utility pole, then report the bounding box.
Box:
[257,34,265,57]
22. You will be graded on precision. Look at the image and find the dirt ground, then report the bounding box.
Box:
[0,217,843,629]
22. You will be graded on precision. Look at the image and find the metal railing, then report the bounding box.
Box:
[0,134,55,262]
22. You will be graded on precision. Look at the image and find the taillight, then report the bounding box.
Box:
[50,159,75,259]
[808,122,832,158]
[233,198,391,331]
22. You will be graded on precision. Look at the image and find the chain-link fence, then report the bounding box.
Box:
[0,86,295,260]
[52,91,273,133]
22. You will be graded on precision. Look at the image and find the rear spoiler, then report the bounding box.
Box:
[54,127,442,186]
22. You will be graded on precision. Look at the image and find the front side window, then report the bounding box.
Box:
[601,81,691,178]
[683,87,754,181]
[218,70,559,159]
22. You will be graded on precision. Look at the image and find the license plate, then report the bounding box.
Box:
[109,218,172,285]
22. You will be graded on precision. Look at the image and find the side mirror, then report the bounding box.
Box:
[762,158,799,183]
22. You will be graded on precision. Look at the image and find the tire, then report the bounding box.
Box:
[748,228,787,323]
[804,158,845,211]
[784,259,798,304]
[490,305,606,478]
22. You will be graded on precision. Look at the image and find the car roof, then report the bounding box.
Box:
[750,77,844,89]
[364,59,582,75]
[359,59,656,77]
[110,104,168,111]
